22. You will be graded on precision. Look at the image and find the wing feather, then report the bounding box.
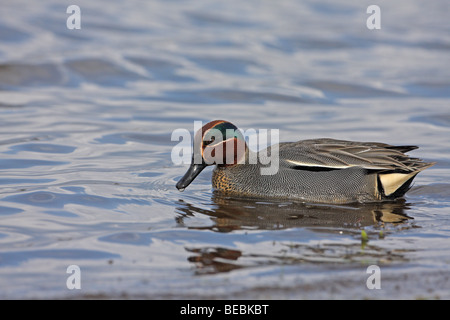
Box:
[277,138,426,172]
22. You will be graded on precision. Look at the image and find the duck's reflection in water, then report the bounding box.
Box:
[186,247,244,274]
[176,194,412,232]
[176,194,414,275]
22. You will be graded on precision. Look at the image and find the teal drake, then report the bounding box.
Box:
[176,120,435,204]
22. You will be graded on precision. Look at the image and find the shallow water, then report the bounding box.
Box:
[1,0,450,299]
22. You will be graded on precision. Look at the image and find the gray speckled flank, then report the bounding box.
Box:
[212,138,434,204]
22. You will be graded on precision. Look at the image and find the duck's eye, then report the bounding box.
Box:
[203,136,215,146]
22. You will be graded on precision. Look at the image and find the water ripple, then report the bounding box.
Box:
[0,0,449,300]
[0,249,120,267]
[2,190,150,210]
[0,159,68,170]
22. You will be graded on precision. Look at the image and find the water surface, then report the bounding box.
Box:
[1,0,449,299]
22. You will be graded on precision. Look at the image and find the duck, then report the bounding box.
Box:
[176,120,435,204]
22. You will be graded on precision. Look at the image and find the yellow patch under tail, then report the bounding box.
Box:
[378,172,417,196]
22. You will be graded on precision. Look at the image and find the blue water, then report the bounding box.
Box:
[1,0,449,299]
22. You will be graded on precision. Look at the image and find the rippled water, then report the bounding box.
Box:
[1,0,450,299]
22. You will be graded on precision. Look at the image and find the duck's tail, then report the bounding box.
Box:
[377,159,435,199]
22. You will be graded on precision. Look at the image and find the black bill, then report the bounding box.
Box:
[176,163,207,191]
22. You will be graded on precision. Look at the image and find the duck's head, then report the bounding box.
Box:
[176,120,247,191]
